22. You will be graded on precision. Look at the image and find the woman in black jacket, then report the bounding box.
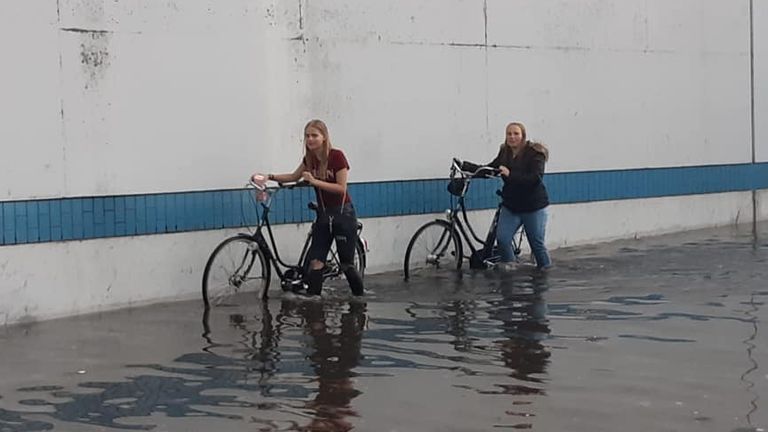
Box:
[487,122,552,269]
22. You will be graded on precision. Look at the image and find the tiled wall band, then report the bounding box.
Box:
[1,163,766,246]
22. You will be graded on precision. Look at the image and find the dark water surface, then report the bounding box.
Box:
[1,224,766,431]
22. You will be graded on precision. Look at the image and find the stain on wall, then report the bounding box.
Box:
[78,32,110,90]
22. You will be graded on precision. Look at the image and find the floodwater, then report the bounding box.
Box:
[1,223,766,431]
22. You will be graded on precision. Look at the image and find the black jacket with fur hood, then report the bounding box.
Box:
[486,141,550,212]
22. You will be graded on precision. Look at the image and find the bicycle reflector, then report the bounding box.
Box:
[447,178,466,196]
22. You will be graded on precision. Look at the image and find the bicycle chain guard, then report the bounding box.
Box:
[281,268,306,292]
[469,250,487,269]
[469,245,500,270]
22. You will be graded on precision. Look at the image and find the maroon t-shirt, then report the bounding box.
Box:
[305,148,352,208]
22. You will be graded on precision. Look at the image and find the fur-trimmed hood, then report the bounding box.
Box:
[498,141,549,161]
[529,141,549,161]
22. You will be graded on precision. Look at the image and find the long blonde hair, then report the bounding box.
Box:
[303,119,333,179]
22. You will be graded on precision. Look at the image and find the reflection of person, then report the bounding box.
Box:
[486,122,552,270]
[254,119,364,296]
[290,300,367,431]
[490,276,551,394]
[443,300,478,353]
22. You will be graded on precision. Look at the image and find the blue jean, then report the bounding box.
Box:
[496,206,551,268]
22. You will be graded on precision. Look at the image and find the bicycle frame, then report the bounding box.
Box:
[443,161,522,265]
[246,186,300,282]
[245,184,363,287]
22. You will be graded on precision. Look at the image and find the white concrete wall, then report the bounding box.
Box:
[1,0,311,199]
[0,1,63,200]
[758,190,768,220]
[304,0,754,179]
[756,0,768,163]
[1,0,766,324]
[1,0,759,197]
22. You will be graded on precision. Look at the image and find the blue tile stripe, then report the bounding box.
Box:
[1,162,766,246]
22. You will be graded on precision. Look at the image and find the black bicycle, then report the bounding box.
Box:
[403,158,524,280]
[202,180,367,307]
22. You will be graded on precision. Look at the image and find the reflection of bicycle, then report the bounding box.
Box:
[403,158,524,280]
[202,181,367,307]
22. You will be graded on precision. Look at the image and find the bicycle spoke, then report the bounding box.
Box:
[405,221,461,279]
[203,236,269,307]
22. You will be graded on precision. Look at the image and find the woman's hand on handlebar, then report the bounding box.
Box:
[301,171,316,185]
[498,166,510,177]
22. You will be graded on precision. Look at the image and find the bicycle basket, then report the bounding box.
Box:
[255,189,269,202]
[447,177,467,196]
[251,174,269,202]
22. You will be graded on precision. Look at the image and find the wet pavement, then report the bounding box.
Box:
[1,223,767,431]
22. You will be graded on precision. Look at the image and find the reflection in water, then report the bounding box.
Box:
[491,277,551,393]
[0,407,54,432]
[485,273,551,429]
[2,300,367,432]
[740,291,763,427]
[402,271,552,429]
[288,300,366,431]
[2,279,553,432]
[202,299,368,431]
[3,224,766,431]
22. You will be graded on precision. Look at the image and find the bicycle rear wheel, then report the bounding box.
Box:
[354,239,366,277]
[403,220,463,280]
[202,235,271,307]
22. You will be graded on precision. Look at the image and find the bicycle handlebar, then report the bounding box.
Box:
[277,180,310,189]
[248,178,310,191]
[452,158,501,178]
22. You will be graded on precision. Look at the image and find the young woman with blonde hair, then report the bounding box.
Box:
[255,119,364,296]
[482,122,552,270]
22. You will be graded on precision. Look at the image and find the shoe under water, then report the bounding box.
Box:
[498,262,519,272]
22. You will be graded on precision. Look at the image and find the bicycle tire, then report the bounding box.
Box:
[202,235,271,307]
[403,220,463,280]
[355,239,367,277]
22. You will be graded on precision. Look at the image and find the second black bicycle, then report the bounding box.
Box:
[403,158,524,280]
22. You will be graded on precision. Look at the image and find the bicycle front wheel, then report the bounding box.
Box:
[404,220,463,280]
[202,235,271,307]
